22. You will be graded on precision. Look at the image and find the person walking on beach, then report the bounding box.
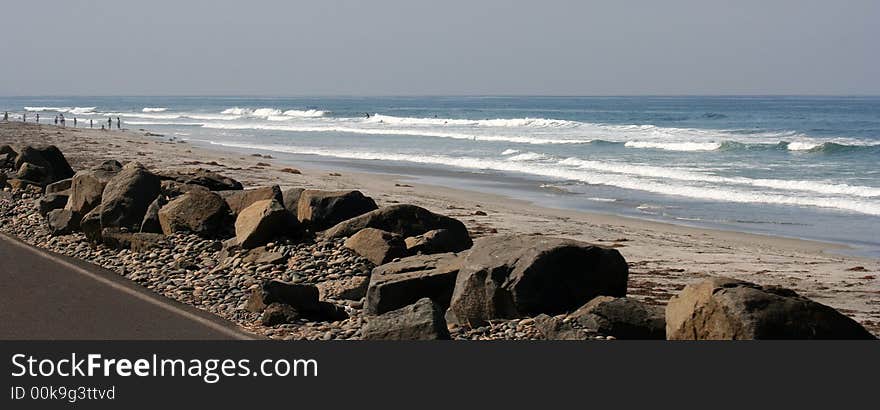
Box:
[2,112,7,121]
[35,113,39,123]
[74,118,77,128]
[108,117,112,129]
[54,116,58,125]
[60,114,65,127]
[116,117,121,129]
[22,113,26,122]
[90,119,93,128]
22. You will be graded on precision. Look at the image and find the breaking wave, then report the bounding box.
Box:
[142,107,168,113]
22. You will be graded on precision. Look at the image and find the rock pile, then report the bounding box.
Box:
[1,145,874,340]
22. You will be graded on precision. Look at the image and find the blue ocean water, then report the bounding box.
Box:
[2,96,878,255]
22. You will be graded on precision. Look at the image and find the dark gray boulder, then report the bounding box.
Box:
[297,189,378,230]
[323,204,472,252]
[666,277,876,340]
[157,190,232,237]
[362,298,451,340]
[139,196,167,233]
[234,199,294,249]
[13,145,74,183]
[343,228,408,265]
[568,296,665,339]
[99,162,161,231]
[260,303,300,326]
[17,162,48,185]
[45,178,72,194]
[219,185,283,216]
[365,253,462,315]
[156,167,243,191]
[404,229,464,255]
[64,162,122,218]
[245,280,320,313]
[36,193,69,216]
[447,235,628,327]
[46,209,78,235]
[281,187,304,216]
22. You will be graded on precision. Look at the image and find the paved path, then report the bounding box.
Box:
[0,233,254,340]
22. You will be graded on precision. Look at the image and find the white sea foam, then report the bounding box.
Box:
[365,114,580,128]
[506,152,547,162]
[220,107,321,118]
[501,149,520,155]
[24,106,96,115]
[787,141,822,151]
[282,109,325,118]
[190,139,880,216]
[624,141,723,151]
[142,107,168,113]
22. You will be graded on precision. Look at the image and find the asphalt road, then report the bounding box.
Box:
[0,233,254,340]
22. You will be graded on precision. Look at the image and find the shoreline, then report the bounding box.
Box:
[2,121,878,335]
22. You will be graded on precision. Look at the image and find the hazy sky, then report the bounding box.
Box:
[1,0,877,96]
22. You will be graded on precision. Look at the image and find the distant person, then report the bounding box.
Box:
[60,115,65,127]
[365,112,370,118]
[90,119,93,128]
[54,116,58,125]
[74,118,77,127]
[22,113,26,122]
[101,124,105,131]
[116,117,121,129]
[3,111,7,121]
[35,113,39,123]
[108,117,112,128]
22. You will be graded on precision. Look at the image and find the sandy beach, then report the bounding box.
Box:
[1,121,878,335]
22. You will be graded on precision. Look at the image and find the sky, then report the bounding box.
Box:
[0,0,877,96]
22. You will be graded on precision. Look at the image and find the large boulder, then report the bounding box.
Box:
[45,178,72,194]
[362,298,451,340]
[245,280,320,313]
[13,145,74,183]
[219,185,283,215]
[568,296,665,339]
[80,208,103,242]
[64,161,122,218]
[157,167,243,191]
[17,162,48,185]
[234,199,294,249]
[35,193,69,216]
[666,277,876,340]
[160,180,209,197]
[404,229,464,255]
[157,190,232,237]
[447,235,628,327]
[281,187,304,216]
[46,209,78,235]
[297,190,378,230]
[323,204,472,251]
[365,253,462,315]
[99,162,161,231]
[343,228,408,265]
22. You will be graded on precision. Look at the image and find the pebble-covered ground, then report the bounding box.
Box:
[0,189,610,340]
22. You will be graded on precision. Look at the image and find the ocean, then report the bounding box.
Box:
[2,96,878,256]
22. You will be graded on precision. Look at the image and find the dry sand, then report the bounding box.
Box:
[3,121,878,334]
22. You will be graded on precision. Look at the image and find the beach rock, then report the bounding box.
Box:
[157,167,243,191]
[159,180,209,197]
[139,196,166,233]
[297,189,378,230]
[13,145,74,183]
[317,276,370,301]
[365,253,462,315]
[36,193,69,216]
[17,162,48,184]
[343,228,408,265]
[234,199,293,249]
[129,232,166,252]
[45,178,72,194]
[534,314,595,340]
[241,247,287,265]
[80,208,103,242]
[64,163,122,218]
[666,277,876,340]
[281,187,304,216]
[362,298,451,340]
[158,190,232,237]
[323,205,472,252]
[46,209,78,235]
[100,228,135,250]
[0,144,15,158]
[245,280,320,313]
[6,178,42,192]
[447,235,629,327]
[568,296,665,339]
[0,173,6,188]
[219,185,283,215]
[404,229,464,255]
[99,162,161,231]
[260,303,300,326]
